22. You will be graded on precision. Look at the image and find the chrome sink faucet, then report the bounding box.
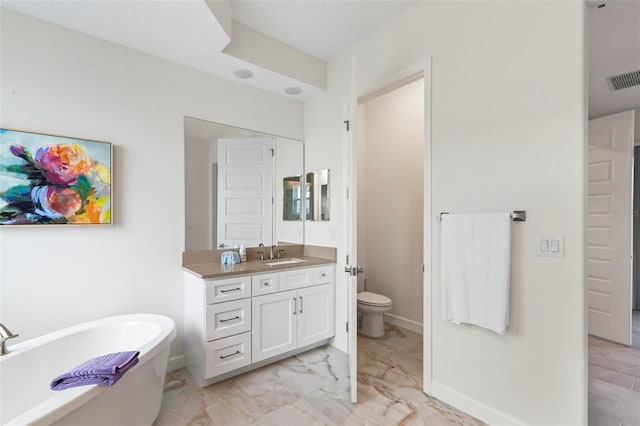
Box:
[0,323,19,356]
[269,246,286,260]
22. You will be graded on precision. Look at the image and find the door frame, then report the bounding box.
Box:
[355,58,433,394]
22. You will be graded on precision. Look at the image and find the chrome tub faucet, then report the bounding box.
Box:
[0,323,19,355]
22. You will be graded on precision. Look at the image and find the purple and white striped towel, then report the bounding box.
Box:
[50,351,140,391]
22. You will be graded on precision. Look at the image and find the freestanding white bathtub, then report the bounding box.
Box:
[0,314,176,426]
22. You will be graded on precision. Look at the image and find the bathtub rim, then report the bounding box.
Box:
[1,313,176,426]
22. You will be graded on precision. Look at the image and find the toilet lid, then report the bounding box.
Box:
[357,291,391,306]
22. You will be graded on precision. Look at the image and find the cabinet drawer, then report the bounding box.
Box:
[205,298,251,341]
[314,265,333,285]
[205,275,251,304]
[252,273,279,296]
[205,332,251,378]
[278,268,314,291]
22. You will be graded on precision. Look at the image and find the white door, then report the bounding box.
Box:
[343,57,359,403]
[297,283,335,347]
[217,137,274,248]
[251,290,297,362]
[587,110,635,345]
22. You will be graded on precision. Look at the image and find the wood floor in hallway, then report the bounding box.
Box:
[588,311,640,425]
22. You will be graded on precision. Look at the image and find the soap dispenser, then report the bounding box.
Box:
[239,241,247,262]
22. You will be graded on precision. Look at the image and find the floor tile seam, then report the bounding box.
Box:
[588,376,640,395]
[588,361,640,378]
[588,364,638,378]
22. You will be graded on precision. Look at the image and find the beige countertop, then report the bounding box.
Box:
[183,256,336,279]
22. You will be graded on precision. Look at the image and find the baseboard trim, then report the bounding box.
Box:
[384,313,423,334]
[431,381,522,426]
[167,354,185,373]
[330,335,347,353]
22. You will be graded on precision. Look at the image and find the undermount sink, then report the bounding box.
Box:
[264,258,307,266]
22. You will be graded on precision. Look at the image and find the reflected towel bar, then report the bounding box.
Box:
[439,211,526,222]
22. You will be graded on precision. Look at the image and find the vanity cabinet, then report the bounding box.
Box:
[252,290,298,362]
[184,263,335,386]
[252,283,334,362]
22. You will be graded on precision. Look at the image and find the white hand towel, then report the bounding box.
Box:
[440,212,511,334]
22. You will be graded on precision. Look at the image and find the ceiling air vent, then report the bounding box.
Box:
[606,70,640,91]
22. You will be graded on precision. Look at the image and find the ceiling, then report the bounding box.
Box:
[2,0,637,118]
[1,0,415,103]
[588,0,640,137]
[230,1,416,61]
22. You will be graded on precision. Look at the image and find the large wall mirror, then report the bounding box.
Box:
[184,117,304,250]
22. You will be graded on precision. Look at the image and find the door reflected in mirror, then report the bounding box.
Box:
[306,169,330,221]
[184,117,304,250]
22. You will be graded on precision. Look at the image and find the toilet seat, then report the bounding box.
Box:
[357,291,392,307]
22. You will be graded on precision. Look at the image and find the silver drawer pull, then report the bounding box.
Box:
[219,316,240,323]
[263,282,270,286]
[220,288,241,293]
[321,273,326,277]
[220,350,240,359]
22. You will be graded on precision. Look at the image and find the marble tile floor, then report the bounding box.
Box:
[154,323,484,425]
[588,311,640,426]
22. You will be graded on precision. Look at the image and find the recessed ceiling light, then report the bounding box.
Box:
[284,87,303,95]
[233,69,254,79]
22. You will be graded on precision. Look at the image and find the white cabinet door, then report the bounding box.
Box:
[205,332,252,378]
[205,298,251,342]
[297,283,335,348]
[252,290,297,362]
[205,275,251,304]
[252,272,279,296]
[278,267,314,291]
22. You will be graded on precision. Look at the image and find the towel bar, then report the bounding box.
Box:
[439,210,526,222]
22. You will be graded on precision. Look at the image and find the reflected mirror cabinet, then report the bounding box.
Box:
[184,117,330,251]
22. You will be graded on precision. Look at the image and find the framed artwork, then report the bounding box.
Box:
[0,128,112,225]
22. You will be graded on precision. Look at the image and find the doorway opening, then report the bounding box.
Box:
[586,110,639,424]
[355,76,425,391]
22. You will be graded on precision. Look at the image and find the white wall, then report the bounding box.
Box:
[185,136,212,250]
[275,137,305,245]
[359,79,424,326]
[304,2,586,425]
[0,9,303,365]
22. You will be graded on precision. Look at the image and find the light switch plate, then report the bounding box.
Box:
[537,235,565,258]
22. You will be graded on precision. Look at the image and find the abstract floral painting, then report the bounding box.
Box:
[0,129,112,225]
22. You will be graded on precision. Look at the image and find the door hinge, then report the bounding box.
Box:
[344,120,350,132]
[346,188,349,199]
[346,322,349,332]
[270,148,274,157]
[423,265,425,272]
[346,255,350,265]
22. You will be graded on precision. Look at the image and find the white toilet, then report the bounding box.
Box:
[357,291,392,338]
